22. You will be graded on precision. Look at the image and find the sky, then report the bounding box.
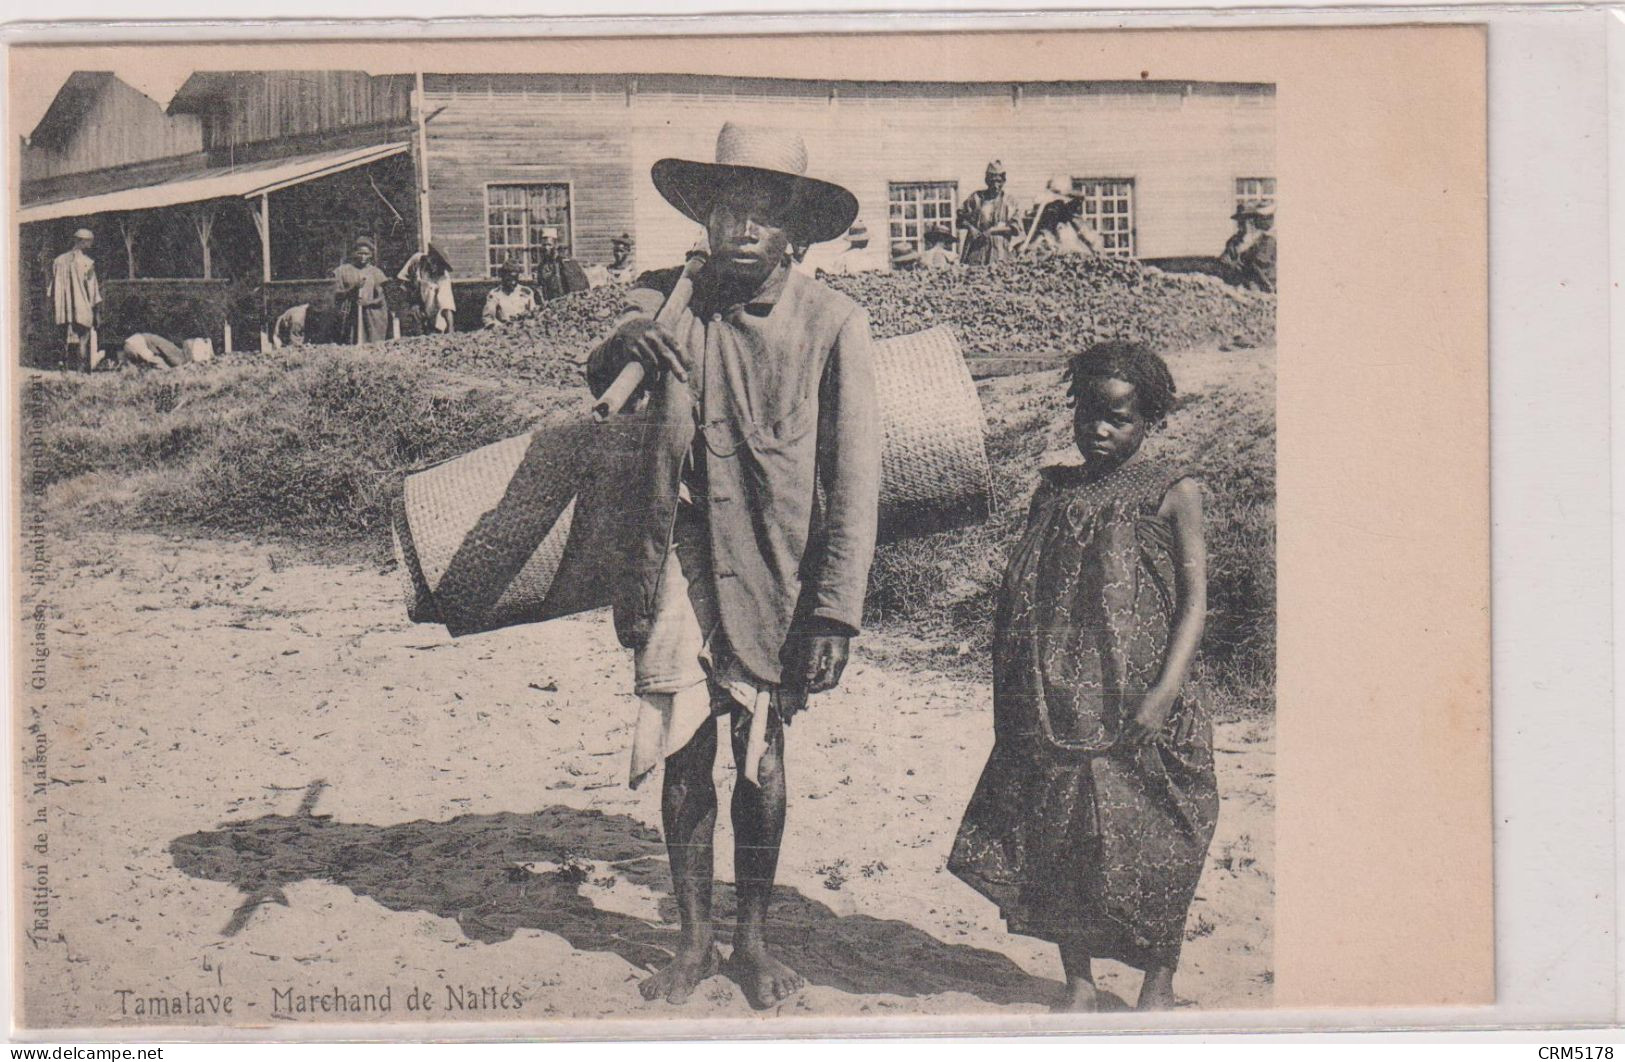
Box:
[13,67,193,142]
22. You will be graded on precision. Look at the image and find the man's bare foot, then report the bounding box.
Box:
[723,943,805,1009]
[639,943,721,1004]
[1051,978,1102,1013]
[1136,967,1177,1010]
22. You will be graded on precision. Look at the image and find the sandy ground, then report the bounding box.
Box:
[17,528,1272,1033]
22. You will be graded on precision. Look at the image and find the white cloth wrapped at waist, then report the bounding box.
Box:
[628,487,773,790]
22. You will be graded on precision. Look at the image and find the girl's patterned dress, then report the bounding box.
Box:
[948,458,1219,970]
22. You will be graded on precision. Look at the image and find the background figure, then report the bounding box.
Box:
[48,227,102,371]
[272,302,348,348]
[482,260,538,327]
[919,225,960,269]
[818,220,886,276]
[271,303,308,349]
[398,244,456,334]
[333,237,390,344]
[1219,203,1275,292]
[606,232,638,284]
[121,332,211,369]
[1237,204,1276,293]
[957,161,1021,265]
[1025,176,1102,258]
[890,240,920,271]
[535,227,591,300]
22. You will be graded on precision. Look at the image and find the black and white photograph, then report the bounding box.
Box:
[14,32,1295,1033]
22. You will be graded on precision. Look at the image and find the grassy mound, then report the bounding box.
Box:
[25,265,1275,714]
[25,351,554,546]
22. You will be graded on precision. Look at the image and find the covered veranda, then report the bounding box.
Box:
[18,141,416,363]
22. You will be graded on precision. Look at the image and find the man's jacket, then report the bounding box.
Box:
[585,262,882,686]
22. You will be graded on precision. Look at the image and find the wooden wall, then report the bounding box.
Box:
[21,77,204,184]
[421,74,1274,277]
[421,76,636,279]
[203,72,413,153]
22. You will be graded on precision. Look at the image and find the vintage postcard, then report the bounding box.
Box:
[7,24,1488,1037]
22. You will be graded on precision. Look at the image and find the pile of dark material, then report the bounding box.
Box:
[382,254,1274,385]
[385,284,630,389]
[823,255,1275,354]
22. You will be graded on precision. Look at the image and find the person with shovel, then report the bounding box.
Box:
[585,120,881,1010]
[957,160,1022,265]
[333,236,390,344]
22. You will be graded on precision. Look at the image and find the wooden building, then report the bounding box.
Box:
[416,73,1274,281]
[17,71,418,362]
[17,69,1273,360]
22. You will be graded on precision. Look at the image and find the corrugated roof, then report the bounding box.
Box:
[18,141,410,225]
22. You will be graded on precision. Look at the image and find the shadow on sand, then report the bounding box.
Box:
[169,789,1063,1007]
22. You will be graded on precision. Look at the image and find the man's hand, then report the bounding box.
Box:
[797,633,850,693]
[778,621,853,722]
[617,318,688,383]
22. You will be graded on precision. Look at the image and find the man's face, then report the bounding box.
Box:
[612,243,630,265]
[707,179,792,285]
[499,273,518,292]
[352,245,373,267]
[985,173,1007,195]
[540,236,558,257]
[76,236,93,252]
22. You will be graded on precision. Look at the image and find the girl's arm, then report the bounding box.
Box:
[1123,477,1208,745]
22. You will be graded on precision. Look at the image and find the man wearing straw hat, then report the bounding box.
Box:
[586,120,880,1009]
[48,227,102,372]
[1219,202,1276,293]
[919,224,960,270]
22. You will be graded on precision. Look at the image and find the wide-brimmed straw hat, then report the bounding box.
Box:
[73,227,94,240]
[891,240,920,266]
[651,122,859,245]
[1043,175,1076,200]
[611,232,635,247]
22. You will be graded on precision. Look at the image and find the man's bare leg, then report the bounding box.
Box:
[639,719,722,1003]
[722,707,804,1009]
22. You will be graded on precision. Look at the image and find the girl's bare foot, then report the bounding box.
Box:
[1136,966,1177,1010]
[1051,977,1102,1013]
[639,942,721,1004]
[723,943,804,1009]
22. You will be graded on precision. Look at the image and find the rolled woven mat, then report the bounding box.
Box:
[395,325,992,636]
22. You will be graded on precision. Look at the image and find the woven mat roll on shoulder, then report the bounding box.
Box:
[396,325,991,636]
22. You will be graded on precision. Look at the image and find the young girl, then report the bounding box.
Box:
[948,340,1219,1012]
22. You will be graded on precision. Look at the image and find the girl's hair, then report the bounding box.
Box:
[1064,340,1178,427]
